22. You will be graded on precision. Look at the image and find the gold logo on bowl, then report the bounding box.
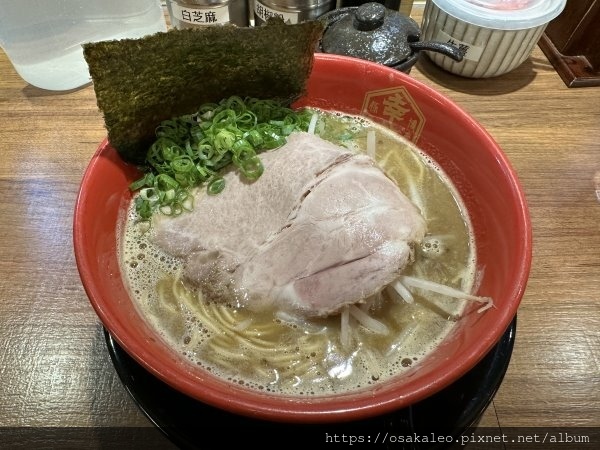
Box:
[361,87,425,144]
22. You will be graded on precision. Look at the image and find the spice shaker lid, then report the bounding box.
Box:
[431,0,567,30]
[321,2,421,67]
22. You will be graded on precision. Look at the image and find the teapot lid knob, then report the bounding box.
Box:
[354,2,386,31]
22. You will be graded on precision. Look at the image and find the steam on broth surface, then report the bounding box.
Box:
[119,109,476,396]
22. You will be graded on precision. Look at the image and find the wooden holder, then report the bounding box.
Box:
[538,0,600,88]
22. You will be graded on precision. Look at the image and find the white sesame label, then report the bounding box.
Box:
[254,1,299,24]
[435,29,485,62]
[170,2,230,26]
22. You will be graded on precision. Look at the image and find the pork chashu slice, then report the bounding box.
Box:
[151,132,426,317]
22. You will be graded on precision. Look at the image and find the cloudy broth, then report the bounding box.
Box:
[119,110,475,396]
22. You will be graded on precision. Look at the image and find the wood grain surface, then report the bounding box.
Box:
[0,4,598,448]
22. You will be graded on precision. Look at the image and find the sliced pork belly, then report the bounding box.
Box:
[151,132,426,317]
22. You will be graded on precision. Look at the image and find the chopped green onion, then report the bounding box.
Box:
[207,177,226,195]
[130,96,313,220]
[140,187,159,203]
[239,156,264,180]
[181,194,194,211]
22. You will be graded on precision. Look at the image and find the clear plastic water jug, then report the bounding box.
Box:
[0,0,167,91]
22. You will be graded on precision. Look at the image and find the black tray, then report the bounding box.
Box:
[105,316,516,449]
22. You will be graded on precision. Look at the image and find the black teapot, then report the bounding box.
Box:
[319,2,463,73]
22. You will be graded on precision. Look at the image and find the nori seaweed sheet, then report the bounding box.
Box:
[83,20,324,164]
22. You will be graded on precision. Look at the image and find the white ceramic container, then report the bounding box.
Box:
[420,0,566,78]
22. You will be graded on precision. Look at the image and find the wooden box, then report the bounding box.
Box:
[539,0,600,87]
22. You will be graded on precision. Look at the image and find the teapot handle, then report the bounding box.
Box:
[409,40,464,62]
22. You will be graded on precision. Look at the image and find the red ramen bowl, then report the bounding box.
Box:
[74,54,531,423]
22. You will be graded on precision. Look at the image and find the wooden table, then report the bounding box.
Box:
[1,5,598,448]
